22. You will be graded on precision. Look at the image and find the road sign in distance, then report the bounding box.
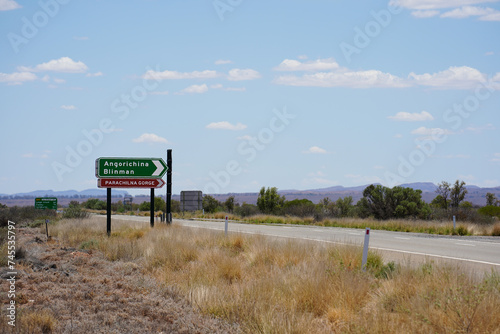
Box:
[95,157,168,178]
[35,197,58,210]
[98,178,166,189]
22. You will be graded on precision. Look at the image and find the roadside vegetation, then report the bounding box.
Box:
[194,181,500,236]
[2,179,499,236]
[15,217,500,333]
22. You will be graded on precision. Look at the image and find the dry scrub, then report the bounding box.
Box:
[4,217,499,333]
[186,212,500,236]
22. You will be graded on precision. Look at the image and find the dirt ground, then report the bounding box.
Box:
[0,227,240,333]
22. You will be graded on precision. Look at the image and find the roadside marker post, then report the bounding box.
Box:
[362,228,370,271]
[225,216,228,236]
[45,219,49,238]
[453,215,456,230]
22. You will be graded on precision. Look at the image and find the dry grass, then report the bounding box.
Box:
[189,212,500,236]
[43,218,500,333]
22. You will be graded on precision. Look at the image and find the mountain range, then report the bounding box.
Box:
[1,183,499,207]
[206,182,500,207]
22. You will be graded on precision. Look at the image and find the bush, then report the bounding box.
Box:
[491,223,500,236]
[282,199,315,217]
[62,201,89,219]
[234,203,259,217]
[478,205,500,218]
[203,195,222,213]
[0,206,57,227]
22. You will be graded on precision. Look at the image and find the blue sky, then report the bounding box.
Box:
[1,0,499,196]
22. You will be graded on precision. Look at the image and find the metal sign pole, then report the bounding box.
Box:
[150,188,155,228]
[107,188,111,237]
[166,149,172,224]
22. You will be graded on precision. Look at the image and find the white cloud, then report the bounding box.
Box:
[18,57,88,73]
[73,36,89,40]
[303,146,328,154]
[443,154,471,159]
[206,121,247,131]
[394,134,403,138]
[143,69,218,80]
[179,84,208,94]
[53,78,66,84]
[0,0,21,11]
[227,68,261,81]
[411,10,440,17]
[225,87,246,92]
[390,0,498,10]
[302,171,337,186]
[149,90,169,95]
[411,126,453,139]
[344,174,382,184]
[465,123,495,132]
[0,72,37,85]
[22,152,49,159]
[275,69,409,88]
[388,111,434,121]
[491,153,500,162]
[485,51,494,56]
[86,72,103,77]
[480,10,500,20]
[210,84,246,92]
[60,105,76,110]
[480,179,500,187]
[237,135,256,141]
[297,55,308,60]
[274,58,340,72]
[440,6,500,20]
[215,59,232,65]
[409,66,487,89]
[132,133,168,144]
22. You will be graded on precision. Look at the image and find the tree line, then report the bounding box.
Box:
[201,181,500,222]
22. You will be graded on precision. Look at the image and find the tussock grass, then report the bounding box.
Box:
[243,215,496,236]
[14,308,58,334]
[48,218,500,333]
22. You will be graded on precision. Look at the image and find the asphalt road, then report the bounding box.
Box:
[105,215,500,275]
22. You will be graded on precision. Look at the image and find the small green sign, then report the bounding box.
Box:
[95,157,168,178]
[35,197,58,210]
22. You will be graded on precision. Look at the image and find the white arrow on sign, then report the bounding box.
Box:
[152,160,164,176]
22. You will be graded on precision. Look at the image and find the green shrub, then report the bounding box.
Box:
[478,205,500,218]
[62,201,89,219]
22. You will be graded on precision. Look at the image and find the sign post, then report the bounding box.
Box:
[166,150,172,224]
[150,188,154,228]
[95,156,169,236]
[107,188,111,237]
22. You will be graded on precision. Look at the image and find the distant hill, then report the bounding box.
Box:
[207,183,500,207]
[0,189,129,199]
[1,183,499,207]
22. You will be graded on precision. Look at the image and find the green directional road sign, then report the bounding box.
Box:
[95,157,168,178]
[35,197,58,210]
